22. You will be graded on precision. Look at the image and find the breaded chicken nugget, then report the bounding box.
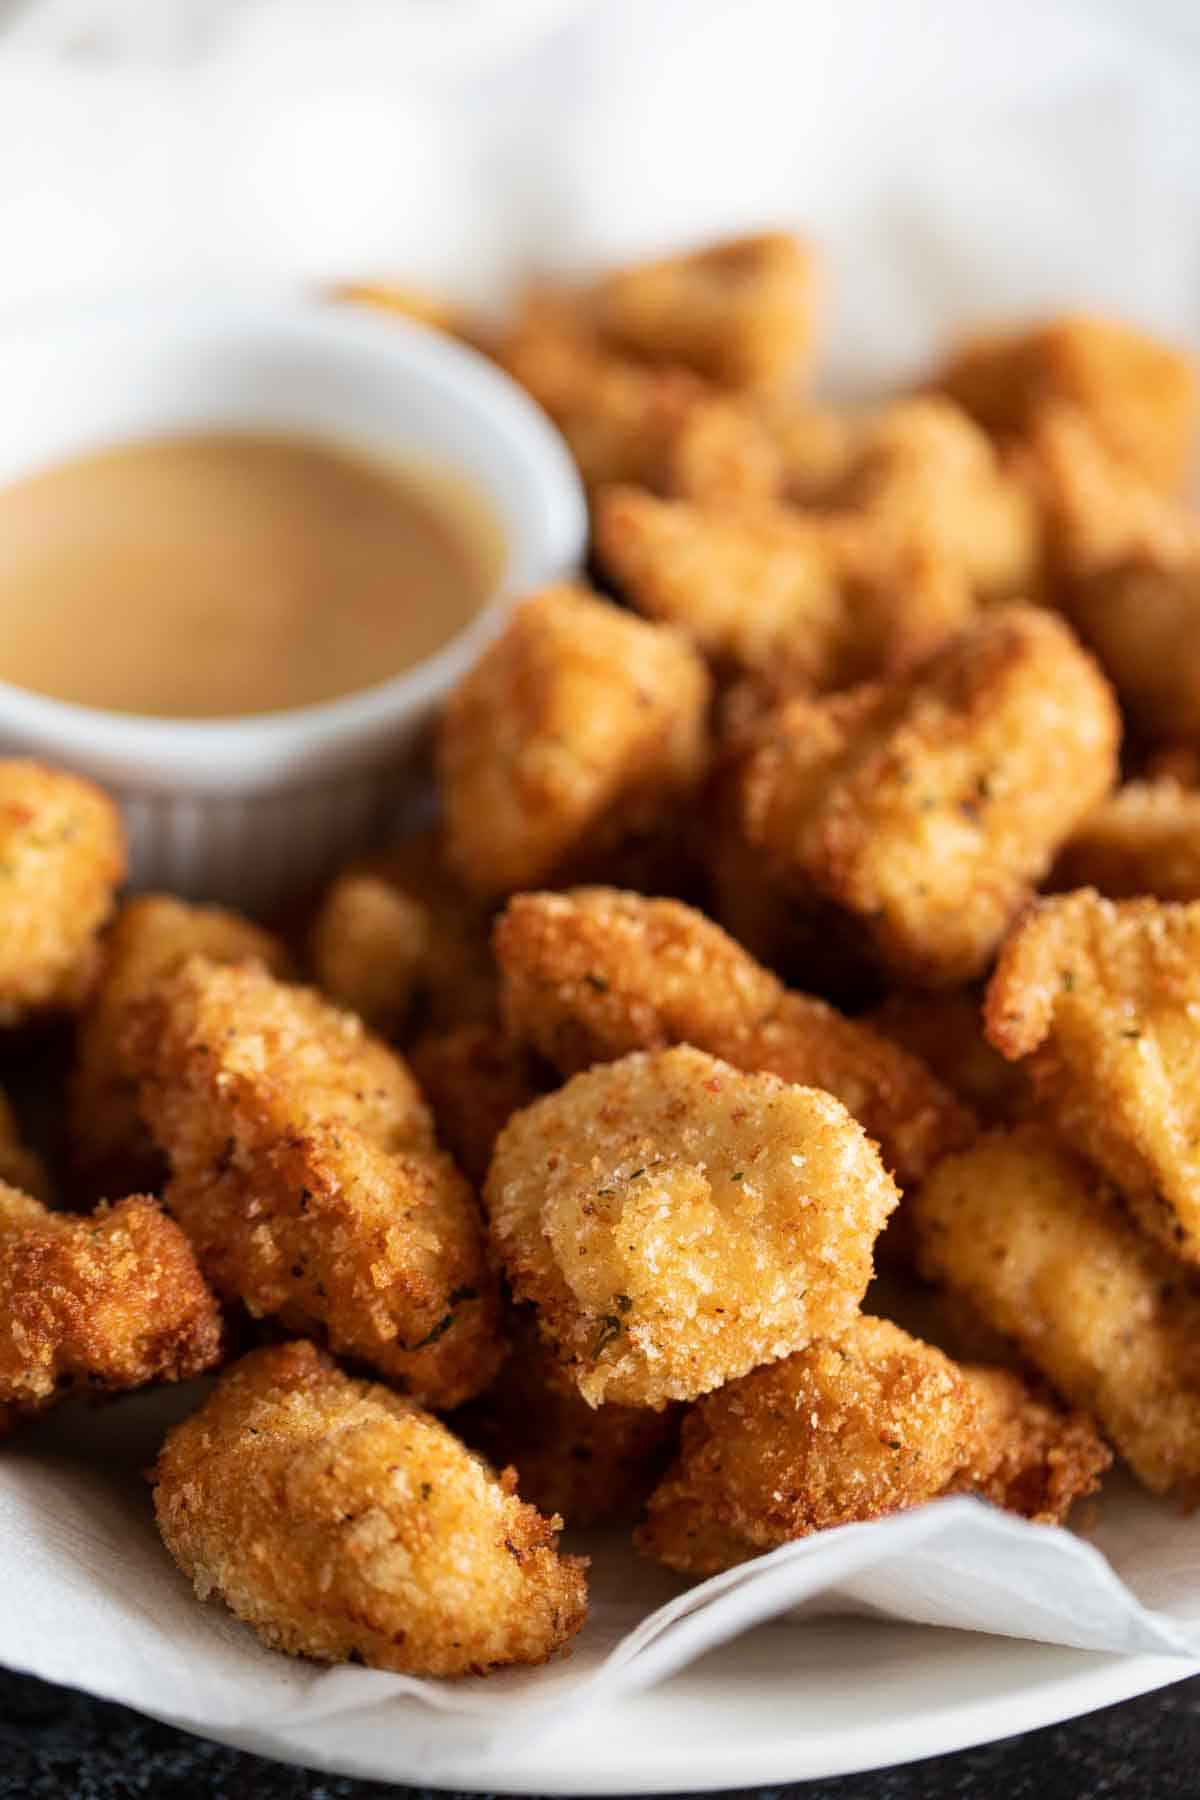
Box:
[932,312,1198,492]
[739,605,1120,986]
[948,1366,1111,1524]
[154,1341,587,1676]
[913,1124,1200,1495]
[1053,782,1200,902]
[587,231,816,393]
[495,889,973,1187]
[486,1045,899,1408]
[757,397,860,505]
[0,761,125,1023]
[410,1024,544,1187]
[986,889,1200,1264]
[438,586,711,897]
[71,895,290,1197]
[594,487,973,688]
[0,1089,52,1203]
[126,959,502,1407]
[635,1316,976,1575]
[830,397,1042,603]
[310,833,498,1037]
[495,290,781,504]
[457,1310,679,1528]
[0,1184,221,1433]
[1025,405,1200,739]
[870,989,1027,1122]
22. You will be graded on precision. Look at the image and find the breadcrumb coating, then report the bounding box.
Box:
[739,605,1120,986]
[495,290,781,504]
[0,1184,221,1433]
[986,889,1200,1265]
[311,834,499,1037]
[486,1045,899,1408]
[932,312,1198,492]
[495,889,974,1188]
[829,397,1042,603]
[125,958,503,1407]
[438,585,711,896]
[594,486,973,687]
[457,1310,679,1527]
[0,760,125,1023]
[913,1124,1200,1495]
[1053,781,1200,902]
[636,1317,977,1574]
[587,231,817,393]
[153,1341,588,1676]
[410,1024,544,1187]
[949,1366,1111,1524]
[71,895,290,1197]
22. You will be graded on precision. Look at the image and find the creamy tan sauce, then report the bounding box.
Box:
[0,432,503,717]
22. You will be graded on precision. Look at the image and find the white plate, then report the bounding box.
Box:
[128,1624,1194,1792]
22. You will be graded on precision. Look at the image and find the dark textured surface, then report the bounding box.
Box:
[2,1667,1197,1798]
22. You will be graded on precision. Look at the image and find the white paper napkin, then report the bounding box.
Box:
[3,0,1200,1769]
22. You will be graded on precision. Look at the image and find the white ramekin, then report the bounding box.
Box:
[0,295,587,912]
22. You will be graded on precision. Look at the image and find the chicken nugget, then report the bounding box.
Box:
[948,1366,1111,1524]
[870,988,1027,1122]
[932,312,1198,492]
[635,1316,976,1575]
[71,895,290,1197]
[0,760,125,1023]
[739,605,1120,986]
[0,1184,221,1433]
[830,397,1043,603]
[594,487,973,688]
[587,231,817,393]
[495,290,781,505]
[1053,781,1200,902]
[438,585,710,897]
[153,1340,587,1676]
[0,1089,52,1203]
[986,889,1200,1265]
[913,1124,1200,1495]
[495,889,973,1187]
[457,1310,679,1527]
[125,958,502,1407]
[410,1024,544,1187]
[757,397,861,504]
[311,833,498,1038]
[486,1045,899,1408]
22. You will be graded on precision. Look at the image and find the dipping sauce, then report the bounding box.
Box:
[0,432,504,717]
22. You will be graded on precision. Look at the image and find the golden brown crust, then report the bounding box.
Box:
[438,585,711,897]
[485,1045,899,1408]
[913,1123,1200,1496]
[493,289,782,504]
[950,1366,1111,1524]
[870,988,1028,1123]
[410,1023,544,1187]
[932,313,1198,492]
[153,1341,588,1676]
[1053,781,1200,902]
[985,889,1200,1265]
[739,605,1120,986]
[124,958,503,1407]
[0,760,125,1023]
[495,889,974,1188]
[0,1184,221,1431]
[71,895,290,1197]
[587,231,817,393]
[636,1316,977,1574]
[594,486,974,687]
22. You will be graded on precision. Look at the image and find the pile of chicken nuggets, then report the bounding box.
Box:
[8,229,1200,1680]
